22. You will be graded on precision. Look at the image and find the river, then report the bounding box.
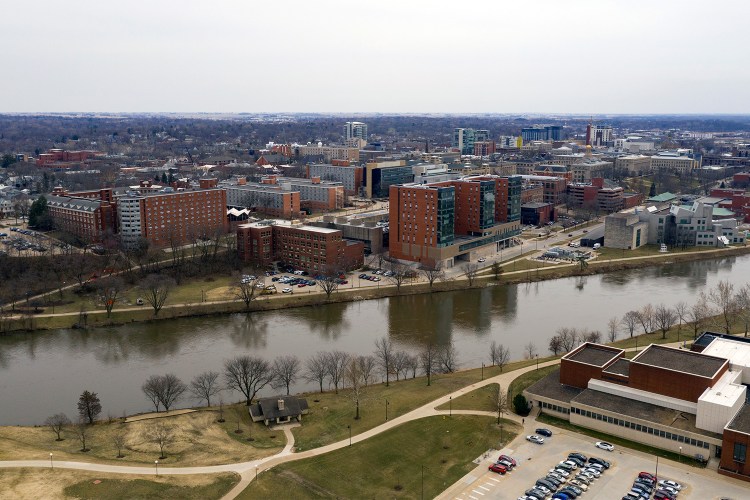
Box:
[0,255,744,425]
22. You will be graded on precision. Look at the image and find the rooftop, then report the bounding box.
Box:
[524,368,584,403]
[647,192,677,202]
[702,337,750,370]
[632,344,727,378]
[572,389,722,440]
[602,358,631,377]
[565,344,622,367]
[726,404,750,435]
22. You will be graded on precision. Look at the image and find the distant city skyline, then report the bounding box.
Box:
[3,0,749,114]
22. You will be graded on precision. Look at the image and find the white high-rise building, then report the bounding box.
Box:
[344,121,368,141]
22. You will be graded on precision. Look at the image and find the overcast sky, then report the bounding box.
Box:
[3,0,749,114]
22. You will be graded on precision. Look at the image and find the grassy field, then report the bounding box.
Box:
[0,468,238,500]
[537,413,706,469]
[0,406,284,466]
[243,415,520,500]
[596,244,721,259]
[435,384,499,412]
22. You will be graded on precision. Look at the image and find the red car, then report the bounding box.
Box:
[488,463,507,474]
[498,454,517,467]
[638,472,657,481]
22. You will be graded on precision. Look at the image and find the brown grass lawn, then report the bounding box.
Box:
[0,407,283,467]
[0,468,238,500]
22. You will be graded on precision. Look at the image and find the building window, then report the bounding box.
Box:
[733,442,747,463]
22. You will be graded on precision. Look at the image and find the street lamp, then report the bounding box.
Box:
[50,453,53,469]
[385,399,389,421]
[481,362,484,380]
[347,424,352,447]
[535,354,539,371]
[679,446,682,463]
[154,460,159,476]
[449,396,452,416]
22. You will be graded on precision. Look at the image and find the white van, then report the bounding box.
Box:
[593,243,601,250]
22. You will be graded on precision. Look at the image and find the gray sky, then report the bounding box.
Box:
[3,0,749,114]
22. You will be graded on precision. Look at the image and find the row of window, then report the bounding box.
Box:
[541,402,570,414]
[571,407,710,449]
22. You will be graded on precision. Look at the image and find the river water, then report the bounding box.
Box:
[0,255,745,425]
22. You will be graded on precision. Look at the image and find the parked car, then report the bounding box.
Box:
[535,428,553,437]
[638,472,657,482]
[497,458,514,470]
[595,441,614,451]
[478,257,486,263]
[526,435,544,444]
[488,462,507,474]
[588,457,610,468]
[282,287,293,293]
[498,454,517,466]
[657,480,682,491]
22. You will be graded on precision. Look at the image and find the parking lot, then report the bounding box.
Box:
[438,425,750,500]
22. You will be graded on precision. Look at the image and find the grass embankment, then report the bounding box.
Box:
[0,468,239,500]
[0,406,284,467]
[508,365,558,407]
[537,413,706,469]
[292,358,542,451]
[244,415,520,500]
[435,384,500,412]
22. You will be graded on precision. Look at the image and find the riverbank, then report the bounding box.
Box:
[2,244,749,333]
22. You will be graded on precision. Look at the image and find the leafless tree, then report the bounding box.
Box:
[149,423,174,459]
[305,352,329,393]
[419,344,438,386]
[406,354,418,378]
[489,341,511,371]
[621,310,640,338]
[688,295,711,340]
[233,278,261,310]
[317,263,342,300]
[139,274,176,316]
[674,301,689,336]
[490,384,508,424]
[356,355,377,386]
[190,371,222,407]
[224,355,274,405]
[524,341,537,360]
[607,317,619,343]
[464,262,480,286]
[420,263,445,290]
[548,335,563,355]
[653,303,678,339]
[113,432,126,458]
[271,355,301,396]
[324,350,350,394]
[345,357,366,420]
[95,276,124,318]
[635,304,655,334]
[74,420,90,452]
[557,327,579,352]
[437,342,459,373]
[581,329,602,343]
[392,351,409,382]
[386,262,410,293]
[45,413,70,441]
[373,337,395,386]
[708,280,737,334]
[142,375,163,412]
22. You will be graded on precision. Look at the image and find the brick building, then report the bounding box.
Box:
[307,164,364,196]
[36,148,103,167]
[237,222,364,273]
[224,183,301,219]
[46,192,117,243]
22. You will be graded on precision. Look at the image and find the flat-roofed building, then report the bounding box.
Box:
[307,163,364,196]
[615,154,651,174]
[46,194,117,243]
[224,183,300,219]
[651,153,700,174]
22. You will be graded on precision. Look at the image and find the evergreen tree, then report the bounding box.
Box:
[648,182,657,197]
[28,196,49,228]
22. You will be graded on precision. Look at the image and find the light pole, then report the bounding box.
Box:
[481,362,484,381]
[449,396,452,416]
[50,453,53,469]
[421,465,425,500]
[535,354,539,371]
[679,446,682,463]
[347,424,352,447]
[385,399,389,421]
[154,460,159,476]
[655,455,659,481]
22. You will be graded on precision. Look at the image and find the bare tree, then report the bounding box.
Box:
[233,278,261,310]
[95,276,124,318]
[607,317,619,343]
[149,423,174,459]
[392,351,409,382]
[406,354,418,378]
[324,351,350,394]
[489,384,508,424]
[45,413,70,441]
[74,420,90,452]
[157,374,187,412]
[437,343,459,373]
[635,304,655,334]
[674,301,689,336]
[420,263,444,290]
[557,327,579,352]
[190,371,221,407]
[621,310,640,338]
[305,352,329,393]
[139,274,176,316]
[653,303,678,339]
[224,355,274,405]
[271,355,301,396]
[524,341,537,360]
[142,375,163,412]
[489,342,511,372]
[345,357,366,420]
[356,355,377,386]
[419,344,438,386]
[464,262,480,286]
[581,329,602,343]
[708,280,737,334]
[373,337,395,387]
[317,263,342,300]
[113,432,126,458]
[688,295,711,340]
[386,262,410,293]
[548,335,563,355]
